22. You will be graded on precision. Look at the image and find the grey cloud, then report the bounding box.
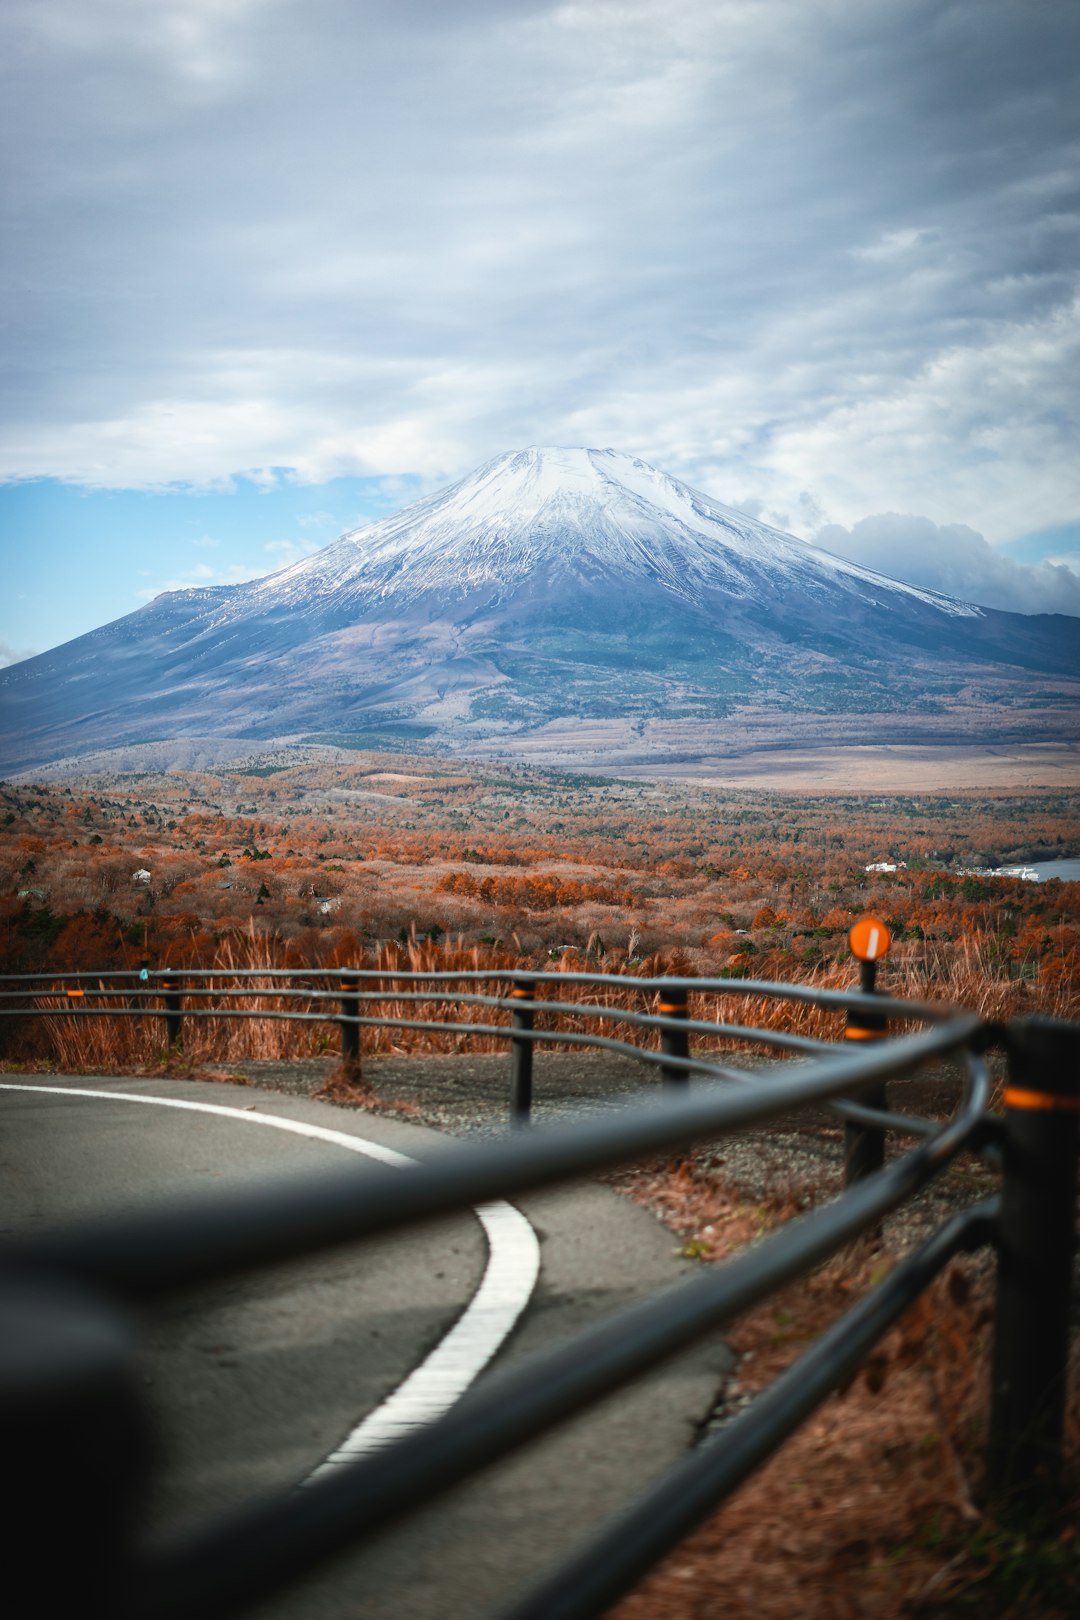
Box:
[0,0,1077,539]
[0,639,37,667]
[815,514,1080,617]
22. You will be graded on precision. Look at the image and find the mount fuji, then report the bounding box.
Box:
[2,447,1078,774]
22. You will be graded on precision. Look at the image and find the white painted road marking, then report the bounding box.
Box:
[0,1084,541,1474]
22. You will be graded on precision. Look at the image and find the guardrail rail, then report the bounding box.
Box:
[1,952,1077,1620]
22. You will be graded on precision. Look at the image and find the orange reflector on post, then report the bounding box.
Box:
[66,989,85,999]
[849,916,892,962]
[1003,1087,1080,1113]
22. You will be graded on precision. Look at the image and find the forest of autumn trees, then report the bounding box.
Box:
[1,750,1077,1060]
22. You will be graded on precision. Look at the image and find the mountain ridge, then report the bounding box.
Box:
[241,446,985,619]
[2,447,1077,775]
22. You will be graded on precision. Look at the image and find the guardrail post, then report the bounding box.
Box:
[988,1016,1080,1502]
[162,969,183,1050]
[339,970,361,1074]
[2,1273,150,1619]
[844,922,890,1186]
[659,988,690,1087]
[510,980,535,1126]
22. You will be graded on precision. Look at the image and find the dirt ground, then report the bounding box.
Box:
[605,743,1080,792]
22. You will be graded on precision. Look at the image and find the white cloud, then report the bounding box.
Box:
[815,513,1080,616]
[852,227,928,262]
[263,537,322,561]
[134,559,257,599]
[191,534,220,548]
[765,295,1080,542]
[0,0,1076,555]
[0,638,37,667]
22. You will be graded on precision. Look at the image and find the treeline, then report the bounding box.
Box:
[2,767,1077,1034]
[433,870,636,911]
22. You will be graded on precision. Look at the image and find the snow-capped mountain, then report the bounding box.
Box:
[2,447,1077,774]
[248,446,980,620]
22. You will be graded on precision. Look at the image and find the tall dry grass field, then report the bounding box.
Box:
[8,924,1072,1074]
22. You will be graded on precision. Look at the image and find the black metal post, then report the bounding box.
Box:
[163,970,183,1050]
[844,958,888,1185]
[510,981,535,1126]
[1,1272,150,1620]
[339,971,361,1073]
[988,1016,1080,1502]
[659,990,690,1087]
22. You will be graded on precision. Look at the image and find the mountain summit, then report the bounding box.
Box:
[2,447,1077,774]
[247,445,979,619]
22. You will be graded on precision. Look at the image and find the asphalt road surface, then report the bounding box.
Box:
[1,1075,730,1619]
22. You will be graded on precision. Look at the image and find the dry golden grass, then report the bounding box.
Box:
[612,1162,1080,1620]
[7,921,1074,1074]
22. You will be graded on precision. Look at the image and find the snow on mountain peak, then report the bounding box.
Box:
[252,446,982,621]
[13,452,1080,784]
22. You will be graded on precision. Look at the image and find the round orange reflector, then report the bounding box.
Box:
[849,915,892,962]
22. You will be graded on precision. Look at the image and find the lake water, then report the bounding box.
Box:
[991,858,1080,884]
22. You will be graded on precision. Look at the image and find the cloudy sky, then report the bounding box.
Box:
[2,0,1079,660]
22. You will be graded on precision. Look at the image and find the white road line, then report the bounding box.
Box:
[0,1083,541,1474]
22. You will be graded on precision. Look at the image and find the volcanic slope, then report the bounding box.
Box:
[2,447,1078,774]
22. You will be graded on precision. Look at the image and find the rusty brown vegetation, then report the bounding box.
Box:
[1,754,1076,1070]
[2,752,1078,1615]
[610,1160,1080,1620]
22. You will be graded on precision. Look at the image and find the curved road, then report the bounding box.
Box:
[1,1075,730,1619]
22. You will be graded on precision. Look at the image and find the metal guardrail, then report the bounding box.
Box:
[1,965,1078,1620]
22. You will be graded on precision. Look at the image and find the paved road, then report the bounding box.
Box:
[1,1075,730,1619]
